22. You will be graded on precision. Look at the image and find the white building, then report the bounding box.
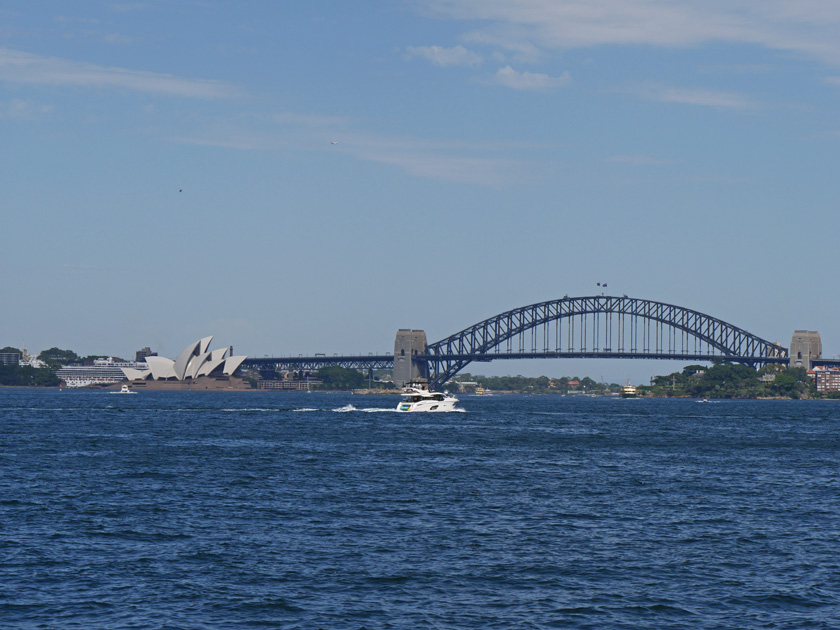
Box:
[121,336,246,382]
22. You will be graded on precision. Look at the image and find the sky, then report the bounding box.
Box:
[3,1,840,383]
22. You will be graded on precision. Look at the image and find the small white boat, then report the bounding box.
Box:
[396,383,458,412]
[113,383,137,394]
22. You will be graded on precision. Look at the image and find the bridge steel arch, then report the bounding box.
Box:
[421,296,788,388]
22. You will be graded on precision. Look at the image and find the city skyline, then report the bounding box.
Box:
[3,1,840,383]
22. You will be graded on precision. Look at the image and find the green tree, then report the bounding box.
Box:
[579,376,598,391]
[316,366,365,390]
[37,347,79,368]
[0,365,60,387]
[687,363,758,398]
[772,366,812,399]
[770,372,800,398]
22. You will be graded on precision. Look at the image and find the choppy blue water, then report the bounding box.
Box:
[2,389,839,629]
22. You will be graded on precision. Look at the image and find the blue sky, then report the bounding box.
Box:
[3,1,840,382]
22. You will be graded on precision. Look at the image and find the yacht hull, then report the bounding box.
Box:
[396,385,459,412]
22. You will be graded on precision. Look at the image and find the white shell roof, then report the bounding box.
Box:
[173,340,201,380]
[142,338,245,380]
[223,355,247,376]
[146,356,177,380]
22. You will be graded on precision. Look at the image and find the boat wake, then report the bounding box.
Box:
[291,405,466,414]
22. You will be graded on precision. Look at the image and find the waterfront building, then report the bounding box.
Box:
[19,356,47,368]
[17,347,46,368]
[135,346,157,362]
[260,379,321,391]
[0,353,20,365]
[808,365,840,393]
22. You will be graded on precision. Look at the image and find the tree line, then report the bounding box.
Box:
[0,345,95,387]
[451,373,619,394]
[641,363,815,399]
[0,364,60,387]
[312,364,818,398]
[445,364,821,398]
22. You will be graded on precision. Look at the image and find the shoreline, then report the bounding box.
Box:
[0,384,833,401]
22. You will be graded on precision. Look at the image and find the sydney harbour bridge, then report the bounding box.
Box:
[242,295,792,389]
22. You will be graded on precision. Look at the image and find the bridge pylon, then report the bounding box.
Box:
[393,329,429,387]
[789,330,821,370]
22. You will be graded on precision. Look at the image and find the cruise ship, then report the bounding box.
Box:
[55,358,148,388]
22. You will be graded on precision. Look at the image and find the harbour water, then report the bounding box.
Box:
[2,389,839,629]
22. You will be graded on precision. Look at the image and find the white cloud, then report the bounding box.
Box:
[338,134,554,186]
[0,47,243,99]
[269,111,351,127]
[655,87,753,109]
[616,82,754,109]
[351,145,530,186]
[106,2,152,12]
[462,29,543,63]
[55,15,100,25]
[490,65,571,90]
[404,44,483,67]
[608,154,673,166]
[417,0,840,67]
[171,120,534,187]
[171,132,278,152]
[0,99,54,119]
[102,33,134,45]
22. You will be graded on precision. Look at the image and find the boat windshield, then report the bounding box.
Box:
[403,393,446,402]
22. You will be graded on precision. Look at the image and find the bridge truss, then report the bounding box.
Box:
[241,354,393,377]
[240,296,788,389]
[422,295,788,388]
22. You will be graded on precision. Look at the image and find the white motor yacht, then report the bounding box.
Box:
[396,383,458,412]
[114,383,137,394]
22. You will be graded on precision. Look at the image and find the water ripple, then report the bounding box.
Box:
[2,390,839,629]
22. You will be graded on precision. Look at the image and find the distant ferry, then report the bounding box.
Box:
[620,381,637,398]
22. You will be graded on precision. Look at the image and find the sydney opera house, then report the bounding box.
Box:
[121,336,246,382]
